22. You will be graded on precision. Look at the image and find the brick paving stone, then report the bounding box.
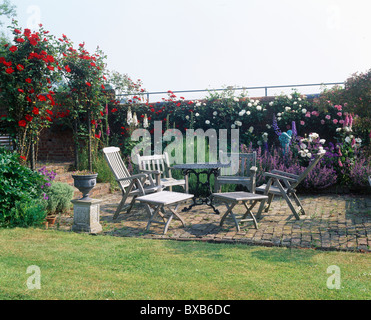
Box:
[60,191,371,253]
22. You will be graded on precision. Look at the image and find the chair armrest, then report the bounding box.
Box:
[139,169,162,175]
[263,172,298,182]
[271,170,299,179]
[117,173,148,182]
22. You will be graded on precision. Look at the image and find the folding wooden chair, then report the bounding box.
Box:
[256,151,326,220]
[215,151,257,193]
[136,152,187,192]
[103,147,162,219]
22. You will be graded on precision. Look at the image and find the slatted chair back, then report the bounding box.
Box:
[291,151,326,189]
[219,151,257,177]
[0,134,13,150]
[136,152,172,179]
[103,147,132,190]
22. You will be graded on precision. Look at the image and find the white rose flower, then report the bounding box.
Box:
[246,111,251,116]
[205,120,210,125]
[336,128,342,132]
[319,139,326,144]
[307,153,312,158]
[248,103,252,107]
[269,101,274,106]
[195,101,202,107]
[345,136,351,143]
[277,113,282,117]
[302,108,307,114]
[213,111,218,116]
[195,113,200,117]
[293,101,297,105]
[233,97,239,102]
[185,115,190,120]
[355,138,362,144]
[285,107,291,112]
[266,124,271,129]
[239,110,246,116]
[277,117,282,121]
[231,124,236,129]
[256,106,262,111]
[287,94,292,100]
[249,126,254,133]
[234,121,242,127]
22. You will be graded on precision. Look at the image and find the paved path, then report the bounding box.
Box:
[63,192,371,252]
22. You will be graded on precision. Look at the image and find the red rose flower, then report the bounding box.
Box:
[25,78,32,83]
[37,95,46,102]
[101,84,105,90]
[65,65,71,72]
[16,38,25,43]
[6,67,14,74]
[25,114,33,122]
[32,107,39,115]
[86,82,91,87]
[111,108,117,113]
[46,109,53,115]
[46,116,52,122]
[100,111,104,117]
[17,88,24,93]
[26,96,32,103]
[20,155,26,161]
[14,29,21,34]
[0,57,5,63]
[9,46,18,52]
[3,61,12,67]
[18,120,27,127]
[47,65,54,71]
[16,64,24,71]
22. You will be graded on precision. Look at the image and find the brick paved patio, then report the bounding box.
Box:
[62,192,371,253]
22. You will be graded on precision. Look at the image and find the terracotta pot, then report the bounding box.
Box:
[46,216,57,226]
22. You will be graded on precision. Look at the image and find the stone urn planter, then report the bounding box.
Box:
[72,173,98,201]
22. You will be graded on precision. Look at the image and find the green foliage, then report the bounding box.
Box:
[0,147,46,227]
[45,182,74,215]
[1,198,46,228]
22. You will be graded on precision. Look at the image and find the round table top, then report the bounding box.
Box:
[172,162,230,170]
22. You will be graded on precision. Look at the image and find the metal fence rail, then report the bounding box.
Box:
[116,82,344,102]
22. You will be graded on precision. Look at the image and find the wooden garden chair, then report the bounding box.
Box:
[255,151,326,220]
[215,151,257,193]
[103,147,162,220]
[135,152,187,192]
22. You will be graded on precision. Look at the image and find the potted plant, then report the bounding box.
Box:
[72,171,98,201]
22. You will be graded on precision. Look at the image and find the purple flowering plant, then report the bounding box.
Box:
[37,166,57,201]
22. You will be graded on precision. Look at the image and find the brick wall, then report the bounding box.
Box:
[37,127,75,161]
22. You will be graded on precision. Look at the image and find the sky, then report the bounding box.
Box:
[3,0,371,101]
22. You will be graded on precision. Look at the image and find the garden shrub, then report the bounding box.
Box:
[0,147,46,227]
[1,199,47,228]
[45,182,74,215]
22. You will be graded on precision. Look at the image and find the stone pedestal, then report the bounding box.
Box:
[71,199,103,234]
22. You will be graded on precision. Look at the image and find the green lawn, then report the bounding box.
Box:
[0,228,369,300]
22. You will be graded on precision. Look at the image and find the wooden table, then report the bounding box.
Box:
[212,192,268,231]
[136,191,194,234]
